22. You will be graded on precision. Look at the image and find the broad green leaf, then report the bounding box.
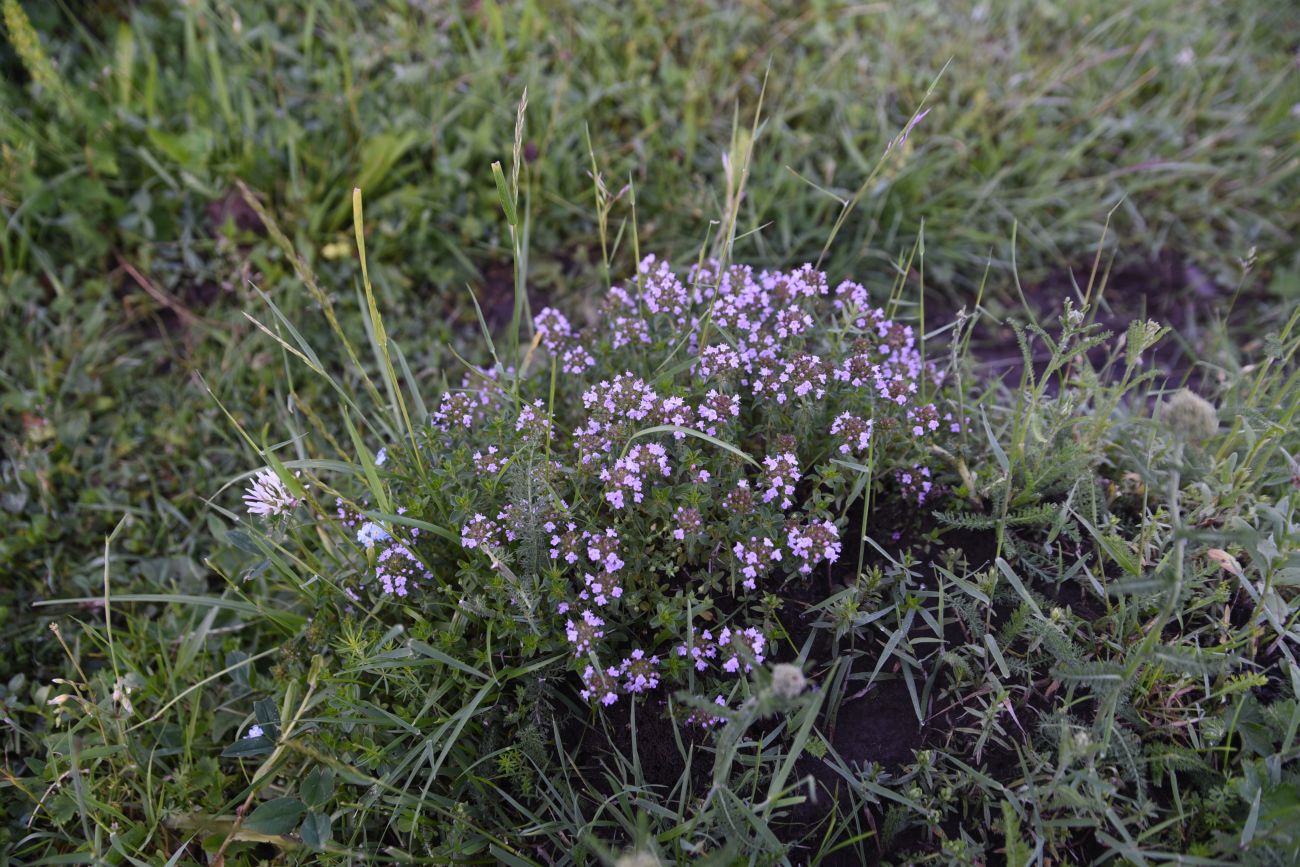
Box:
[300,767,335,808]
[243,798,305,835]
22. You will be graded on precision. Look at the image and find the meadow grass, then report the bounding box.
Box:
[3,1,1300,864]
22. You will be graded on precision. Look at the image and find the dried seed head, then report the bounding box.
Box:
[1160,388,1217,442]
[770,663,807,701]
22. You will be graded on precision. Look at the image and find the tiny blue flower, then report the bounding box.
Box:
[357,521,391,549]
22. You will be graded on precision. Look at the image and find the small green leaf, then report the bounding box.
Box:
[253,698,280,728]
[225,529,261,554]
[299,811,332,848]
[300,767,335,808]
[244,797,305,835]
[491,161,517,226]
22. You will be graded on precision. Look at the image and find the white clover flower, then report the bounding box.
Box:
[243,469,300,518]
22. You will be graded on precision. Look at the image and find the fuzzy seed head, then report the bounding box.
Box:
[1160,388,1217,442]
[614,852,661,867]
[770,663,807,700]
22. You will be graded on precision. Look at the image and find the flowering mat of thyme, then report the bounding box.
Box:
[151,228,1296,867]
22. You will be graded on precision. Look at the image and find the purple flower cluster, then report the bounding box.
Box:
[907,403,941,437]
[732,536,782,590]
[617,648,660,694]
[672,506,703,540]
[575,646,659,704]
[335,501,430,597]
[697,389,740,436]
[697,344,743,382]
[536,307,596,374]
[751,352,829,405]
[831,412,873,456]
[473,445,505,474]
[566,609,606,656]
[515,399,550,441]
[578,571,623,607]
[461,513,500,550]
[896,464,935,504]
[676,625,768,675]
[433,372,501,432]
[786,519,842,574]
[638,255,692,327]
[585,528,625,573]
[573,373,665,463]
[724,479,755,513]
[684,695,730,729]
[601,442,671,509]
[580,663,619,706]
[375,538,431,596]
[760,452,801,510]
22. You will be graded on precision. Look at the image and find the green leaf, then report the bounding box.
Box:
[981,407,1009,474]
[300,767,335,808]
[243,798,305,835]
[406,639,493,681]
[299,811,332,848]
[627,424,759,467]
[225,529,261,554]
[491,161,517,226]
[1002,800,1031,867]
[31,594,306,632]
[253,698,280,728]
[362,510,460,546]
[995,558,1044,620]
[220,735,273,758]
[1076,512,1142,577]
[343,407,391,515]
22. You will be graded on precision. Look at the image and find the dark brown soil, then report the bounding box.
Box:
[959,252,1235,394]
